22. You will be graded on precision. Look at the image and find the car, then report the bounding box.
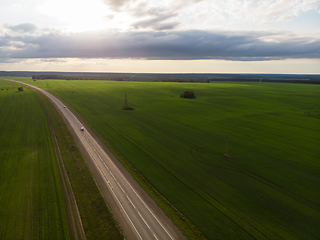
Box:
[63,106,66,108]
[81,127,84,132]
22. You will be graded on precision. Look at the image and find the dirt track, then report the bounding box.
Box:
[39,92,87,240]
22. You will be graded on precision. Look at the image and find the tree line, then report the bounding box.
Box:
[209,78,320,84]
[31,74,211,82]
[31,74,320,84]
[32,74,118,80]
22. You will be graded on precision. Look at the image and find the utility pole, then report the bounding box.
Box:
[225,133,229,155]
[124,93,128,107]
[122,93,134,110]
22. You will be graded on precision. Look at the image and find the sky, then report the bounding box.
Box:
[0,0,320,73]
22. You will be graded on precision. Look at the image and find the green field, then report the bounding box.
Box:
[15,78,320,239]
[0,80,71,239]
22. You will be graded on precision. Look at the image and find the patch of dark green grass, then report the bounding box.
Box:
[305,110,320,119]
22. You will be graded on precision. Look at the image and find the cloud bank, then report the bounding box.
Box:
[1,27,319,62]
[99,0,320,31]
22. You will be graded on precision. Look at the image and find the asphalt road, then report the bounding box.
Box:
[8,80,178,240]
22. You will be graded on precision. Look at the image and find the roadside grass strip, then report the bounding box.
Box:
[33,86,123,240]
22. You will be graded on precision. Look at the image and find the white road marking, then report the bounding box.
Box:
[109,171,116,180]
[99,148,175,240]
[138,212,150,229]
[96,162,142,240]
[75,131,143,239]
[117,181,125,193]
[126,196,136,208]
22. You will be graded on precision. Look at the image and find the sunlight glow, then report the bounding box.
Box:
[37,0,113,32]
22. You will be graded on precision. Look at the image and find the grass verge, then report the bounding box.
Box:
[33,89,123,240]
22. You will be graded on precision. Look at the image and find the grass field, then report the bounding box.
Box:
[0,80,71,239]
[14,78,320,239]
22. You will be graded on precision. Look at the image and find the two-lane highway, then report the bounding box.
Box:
[8,80,177,240]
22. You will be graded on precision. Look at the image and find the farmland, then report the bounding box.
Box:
[15,78,320,239]
[0,80,71,239]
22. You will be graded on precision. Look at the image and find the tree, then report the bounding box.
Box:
[18,87,23,91]
[180,91,195,98]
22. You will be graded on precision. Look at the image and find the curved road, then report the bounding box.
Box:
[8,80,179,240]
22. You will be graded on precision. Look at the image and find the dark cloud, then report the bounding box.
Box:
[0,29,319,61]
[103,1,182,31]
[6,23,37,33]
[132,13,179,30]
[0,58,21,63]
[152,22,180,31]
[0,34,10,47]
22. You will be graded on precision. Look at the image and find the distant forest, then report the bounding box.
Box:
[32,74,124,81]
[31,73,320,84]
[1,71,320,84]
